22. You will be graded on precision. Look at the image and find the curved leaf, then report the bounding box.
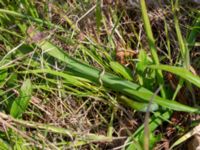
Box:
[149,64,200,88]
[10,79,32,118]
[33,40,199,113]
[110,61,133,81]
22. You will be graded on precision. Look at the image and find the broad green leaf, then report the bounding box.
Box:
[118,95,158,112]
[10,79,32,118]
[149,64,200,88]
[34,40,199,113]
[110,61,133,81]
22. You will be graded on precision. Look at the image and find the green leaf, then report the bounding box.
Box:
[149,64,200,88]
[0,9,64,31]
[35,40,199,113]
[140,0,166,98]
[118,95,158,112]
[0,138,11,150]
[20,69,89,87]
[136,49,152,87]
[125,111,172,150]
[110,61,133,81]
[96,0,102,32]
[0,69,7,87]
[187,16,200,50]
[10,79,32,118]
[138,131,162,150]
[173,5,189,67]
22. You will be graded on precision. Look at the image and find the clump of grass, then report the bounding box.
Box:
[0,0,200,149]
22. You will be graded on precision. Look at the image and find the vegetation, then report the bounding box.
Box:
[0,0,200,149]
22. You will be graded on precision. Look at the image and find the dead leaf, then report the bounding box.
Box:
[116,48,138,65]
[27,26,46,43]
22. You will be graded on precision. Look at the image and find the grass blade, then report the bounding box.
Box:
[187,17,200,49]
[173,4,190,68]
[170,124,200,150]
[149,64,200,88]
[140,0,166,98]
[0,9,63,30]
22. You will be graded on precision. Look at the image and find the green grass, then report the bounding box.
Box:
[0,0,200,149]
